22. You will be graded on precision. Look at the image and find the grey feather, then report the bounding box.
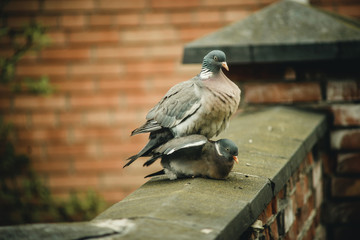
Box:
[144,135,239,180]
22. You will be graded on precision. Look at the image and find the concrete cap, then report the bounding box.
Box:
[183,0,360,63]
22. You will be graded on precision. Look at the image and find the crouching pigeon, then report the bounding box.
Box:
[124,50,240,167]
[144,135,239,180]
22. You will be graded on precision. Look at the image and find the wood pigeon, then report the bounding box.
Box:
[144,135,239,180]
[124,50,241,167]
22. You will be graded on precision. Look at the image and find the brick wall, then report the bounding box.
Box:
[1,0,359,207]
[232,60,360,239]
[243,152,324,240]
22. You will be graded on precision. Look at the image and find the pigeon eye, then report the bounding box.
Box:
[213,56,218,61]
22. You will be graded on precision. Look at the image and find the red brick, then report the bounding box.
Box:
[60,15,86,28]
[121,28,178,43]
[13,95,67,110]
[277,188,285,200]
[194,11,222,24]
[69,31,119,44]
[259,0,278,4]
[264,201,273,220]
[48,174,99,190]
[95,46,146,60]
[18,52,39,61]
[18,129,68,142]
[327,80,360,102]
[111,110,143,127]
[169,12,194,25]
[148,76,184,92]
[125,61,175,75]
[51,78,95,93]
[6,16,33,28]
[203,0,260,7]
[269,220,279,240]
[151,0,200,8]
[97,77,146,92]
[244,82,322,104]
[41,48,90,60]
[32,159,72,173]
[295,177,305,208]
[3,113,29,127]
[175,64,202,78]
[142,13,169,25]
[16,64,68,77]
[98,0,146,10]
[178,26,223,41]
[70,63,124,76]
[101,141,145,156]
[73,158,124,172]
[147,44,183,59]
[305,152,314,167]
[331,129,360,150]
[58,112,84,126]
[123,92,165,109]
[70,94,120,109]
[332,177,360,197]
[16,144,44,159]
[3,0,39,12]
[72,128,123,142]
[330,104,360,126]
[47,31,67,45]
[89,14,114,27]
[271,196,278,214]
[337,153,360,174]
[320,152,335,175]
[83,111,111,126]
[35,16,59,28]
[338,5,360,18]
[31,112,57,127]
[43,0,95,11]
[224,9,252,23]
[114,14,141,26]
[46,143,98,157]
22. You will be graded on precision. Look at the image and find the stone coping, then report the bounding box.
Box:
[182,1,360,63]
[0,107,327,240]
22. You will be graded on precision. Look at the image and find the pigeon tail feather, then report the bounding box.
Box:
[143,154,161,167]
[145,169,165,178]
[131,120,161,136]
[124,129,173,168]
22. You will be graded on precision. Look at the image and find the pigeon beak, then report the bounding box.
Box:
[221,62,229,71]
[233,156,239,164]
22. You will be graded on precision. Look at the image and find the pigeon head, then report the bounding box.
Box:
[216,138,239,163]
[200,50,229,79]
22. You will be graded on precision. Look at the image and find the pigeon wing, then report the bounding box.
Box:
[146,79,202,130]
[156,135,208,156]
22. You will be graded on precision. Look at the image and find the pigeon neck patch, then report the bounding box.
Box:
[199,67,213,80]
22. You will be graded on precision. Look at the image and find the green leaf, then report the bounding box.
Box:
[25,76,55,95]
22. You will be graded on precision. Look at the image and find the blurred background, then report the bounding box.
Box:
[0,0,359,225]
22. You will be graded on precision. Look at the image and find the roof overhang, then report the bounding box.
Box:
[183,1,360,64]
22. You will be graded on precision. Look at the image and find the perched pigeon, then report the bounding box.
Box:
[144,135,239,180]
[124,50,240,167]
